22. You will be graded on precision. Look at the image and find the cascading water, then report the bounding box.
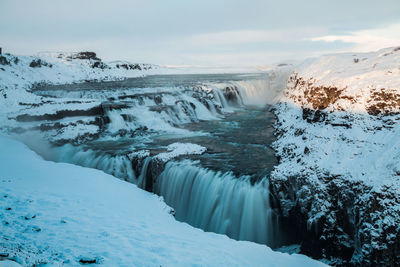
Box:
[28,72,291,249]
[155,161,280,248]
[54,144,136,182]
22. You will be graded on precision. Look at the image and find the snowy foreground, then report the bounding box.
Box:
[0,136,324,266]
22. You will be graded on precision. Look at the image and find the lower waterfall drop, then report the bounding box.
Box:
[155,161,280,248]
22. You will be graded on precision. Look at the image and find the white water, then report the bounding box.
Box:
[206,70,291,107]
[32,72,291,248]
[155,161,280,248]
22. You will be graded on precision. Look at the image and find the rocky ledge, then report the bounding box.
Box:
[270,47,400,266]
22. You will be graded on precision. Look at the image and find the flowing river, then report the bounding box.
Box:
[29,72,289,248]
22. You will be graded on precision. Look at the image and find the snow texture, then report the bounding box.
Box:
[155,142,207,161]
[0,135,325,266]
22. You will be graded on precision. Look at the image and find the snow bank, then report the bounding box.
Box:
[0,136,325,266]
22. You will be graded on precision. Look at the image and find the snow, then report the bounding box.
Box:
[0,260,23,267]
[274,46,400,190]
[284,47,400,114]
[0,53,154,126]
[271,46,400,264]
[0,135,326,266]
[155,142,207,161]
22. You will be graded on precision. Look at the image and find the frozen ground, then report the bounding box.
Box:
[0,136,325,266]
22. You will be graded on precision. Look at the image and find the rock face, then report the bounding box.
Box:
[29,59,52,68]
[366,88,400,115]
[222,86,242,106]
[271,47,400,266]
[0,55,10,65]
[115,63,153,71]
[68,51,100,61]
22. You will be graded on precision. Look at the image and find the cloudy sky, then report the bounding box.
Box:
[1,0,399,66]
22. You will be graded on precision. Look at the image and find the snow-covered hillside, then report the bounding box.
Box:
[0,52,157,117]
[271,47,400,265]
[0,136,325,266]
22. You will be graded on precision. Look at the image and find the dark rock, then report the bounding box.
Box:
[222,86,242,106]
[169,209,176,217]
[71,52,100,61]
[91,61,108,69]
[16,105,105,122]
[270,172,400,266]
[294,128,304,136]
[154,95,163,105]
[0,56,10,65]
[144,158,167,192]
[32,226,41,232]
[29,59,52,68]
[330,123,351,128]
[302,108,326,123]
[116,63,152,71]
[79,257,97,264]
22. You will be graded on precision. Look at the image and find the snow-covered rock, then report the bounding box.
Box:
[155,142,207,161]
[271,47,400,265]
[0,51,158,128]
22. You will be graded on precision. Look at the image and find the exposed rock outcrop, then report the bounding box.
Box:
[29,59,53,68]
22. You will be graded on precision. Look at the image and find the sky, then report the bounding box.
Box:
[1,0,400,66]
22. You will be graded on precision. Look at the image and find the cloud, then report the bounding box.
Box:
[183,27,326,47]
[311,23,400,52]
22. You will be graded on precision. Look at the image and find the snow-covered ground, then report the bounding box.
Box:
[0,135,325,266]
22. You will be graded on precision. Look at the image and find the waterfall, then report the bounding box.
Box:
[54,145,136,183]
[47,143,282,247]
[207,70,291,107]
[29,73,288,249]
[155,161,280,248]
[136,157,152,189]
